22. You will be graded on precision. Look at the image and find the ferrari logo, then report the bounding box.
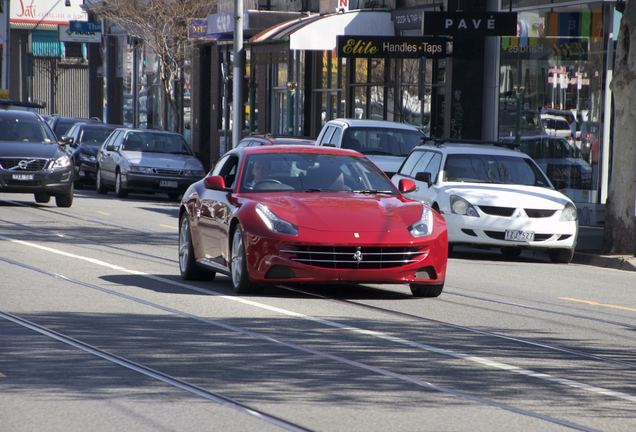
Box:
[353,248,363,263]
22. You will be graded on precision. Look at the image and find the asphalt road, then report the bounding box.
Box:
[1,189,635,432]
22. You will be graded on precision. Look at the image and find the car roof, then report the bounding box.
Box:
[232,145,363,157]
[413,143,527,157]
[0,109,42,120]
[246,135,315,144]
[73,122,119,129]
[325,118,422,131]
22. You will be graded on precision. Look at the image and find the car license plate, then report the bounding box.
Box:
[505,230,535,242]
[12,173,34,181]
[159,180,178,188]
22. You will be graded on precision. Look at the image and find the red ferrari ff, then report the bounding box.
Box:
[178,146,448,297]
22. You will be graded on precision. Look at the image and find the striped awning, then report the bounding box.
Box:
[32,31,63,57]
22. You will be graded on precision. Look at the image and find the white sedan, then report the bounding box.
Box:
[391,143,578,263]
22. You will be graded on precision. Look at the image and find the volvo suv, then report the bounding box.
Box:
[0,110,74,207]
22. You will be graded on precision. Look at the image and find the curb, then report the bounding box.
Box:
[573,252,636,272]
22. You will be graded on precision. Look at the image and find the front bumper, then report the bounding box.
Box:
[445,213,577,250]
[123,173,203,194]
[243,231,448,286]
[0,168,73,195]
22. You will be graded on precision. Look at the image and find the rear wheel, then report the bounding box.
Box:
[410,283,444,298]
[115,171,128,198]
[96,168,108,194]
[179,214,215,281]
[230,226,261,294]
[548,248,574,264]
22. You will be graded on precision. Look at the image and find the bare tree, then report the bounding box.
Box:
[87,0,216,130]
[605,1,636,254]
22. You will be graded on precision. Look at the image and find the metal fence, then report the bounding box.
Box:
[32,58,89,117]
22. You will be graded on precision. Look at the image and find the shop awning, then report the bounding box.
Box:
[250,10,395,51]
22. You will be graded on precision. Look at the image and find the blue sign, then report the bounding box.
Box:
[69,21,102,33]
[188,19,209,39]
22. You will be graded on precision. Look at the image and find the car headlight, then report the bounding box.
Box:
[450,195,479,217]
[183,169,205,177]
[128,166,154,174]
[410,205,434,237]
[560,202,578,221]
[50,155,71,170]
[79,154,96,162]
[255,203,298,236]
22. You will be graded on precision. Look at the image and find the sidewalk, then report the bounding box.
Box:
[573,226,636,272]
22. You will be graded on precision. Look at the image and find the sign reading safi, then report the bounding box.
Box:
[69,20,102,33]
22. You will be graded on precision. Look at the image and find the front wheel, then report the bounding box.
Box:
[34,192,50,204]
[179,215,215,281]
[96,168,108,194]
[230,226,261,294]
[115,171,128,198]
[548,248,574,264]
[410,283,444,298]
[55,188,74,208]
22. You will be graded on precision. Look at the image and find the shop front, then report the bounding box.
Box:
[498,0,620,225]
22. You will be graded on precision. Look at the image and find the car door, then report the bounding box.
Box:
[98,130,123,185]
[394,149,443,206]
[197,154,240,267]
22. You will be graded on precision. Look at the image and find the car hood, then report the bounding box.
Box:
[440,183,572,209]
[0,142,63,159]
[254,193,422,232]
[122,151,202,169]
[363,155,406,175]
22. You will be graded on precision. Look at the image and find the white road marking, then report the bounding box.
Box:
[3,235,636,404]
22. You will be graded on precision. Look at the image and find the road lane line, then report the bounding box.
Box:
[96,211,111,216]
[559,297,636,313]
[159,224,177,230]
[3,235,636,405]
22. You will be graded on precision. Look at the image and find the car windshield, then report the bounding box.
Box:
[122,131,193,155]
[342,127,423,156]
[54,119,82,137]
[443,153,551,187]
[80,127,115,147]
[0,117,56,143]
[239,153,397,193]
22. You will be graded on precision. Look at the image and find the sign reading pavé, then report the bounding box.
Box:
[423,12,517,36]
[337,36,447,59]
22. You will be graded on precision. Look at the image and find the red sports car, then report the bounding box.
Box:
[178,146,448,297]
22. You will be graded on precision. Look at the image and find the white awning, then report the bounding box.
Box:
[288,10,394,51]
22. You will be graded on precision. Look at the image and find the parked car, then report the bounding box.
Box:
[391,141,578,263]
[62,122,120,187]
[315,119,425,177]
[0,110,74,207]
[47,115,96,138]
[502,135,592,190]
[236,134,315,148]
[95,128,206,200]
[540,114,573,142]
[178,145,448,297]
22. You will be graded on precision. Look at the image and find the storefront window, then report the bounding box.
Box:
[499,4,609,206]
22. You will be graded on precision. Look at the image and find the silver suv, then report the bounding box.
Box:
[315,119,425,177]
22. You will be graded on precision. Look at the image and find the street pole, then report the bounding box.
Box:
[1,0,10,91]
[232,0,243,149]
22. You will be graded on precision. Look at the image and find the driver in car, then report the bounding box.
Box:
[247,159,270,189]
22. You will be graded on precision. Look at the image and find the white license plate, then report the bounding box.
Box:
[12,173,34,181]
[505,230,535,242]
[159,180,178,188]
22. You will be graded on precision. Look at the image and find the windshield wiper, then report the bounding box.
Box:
[352,189,394,195]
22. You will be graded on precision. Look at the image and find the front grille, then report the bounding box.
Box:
[281,246,426,269]
[0,158,48,171]
[478,206,515,217]
[153,168,183,176]
[525,209,557,218]
[485,231,553,242]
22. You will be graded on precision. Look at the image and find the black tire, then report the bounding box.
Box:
[230,225,261,294]
[501,247,522,259]
[96,168,108,194]
[179,214,215,281]
[410,283,444,298]
[115,170,128,198]
[548,248,574,264]
[55,186,74,208]
[34,192,50,204]
[448,243,454,257]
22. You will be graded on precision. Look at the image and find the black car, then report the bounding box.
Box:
[47,115,95,138]
[0,110,74,207]
[62,122,119,187]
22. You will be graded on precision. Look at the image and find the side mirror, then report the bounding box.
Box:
[398,178,417,194]
[105,144,116,152]
[203,175,229,191]
[415,171,432,187]
[60,136,74,146]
